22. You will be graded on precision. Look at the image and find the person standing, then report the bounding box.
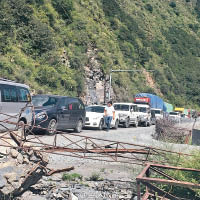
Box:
[104,101,115,132]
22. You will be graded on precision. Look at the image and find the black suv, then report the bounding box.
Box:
[32,95,85,134]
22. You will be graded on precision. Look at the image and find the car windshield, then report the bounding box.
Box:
[114,104,129,111]
[169,112,178,115]
[86,106,104,113]
[152,110,161,114]
[139,107,147,113]
[32,96,58,107]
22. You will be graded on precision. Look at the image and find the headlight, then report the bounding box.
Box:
[35,111,47,119]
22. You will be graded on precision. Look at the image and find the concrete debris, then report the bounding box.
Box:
[69,192,78,200]
[0,147,48,199]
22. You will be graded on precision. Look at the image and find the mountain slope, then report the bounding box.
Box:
[0,0,200,108]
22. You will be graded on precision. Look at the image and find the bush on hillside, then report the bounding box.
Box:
[52,0,73,23]
[169,2,176,8]
[145,4,153,13]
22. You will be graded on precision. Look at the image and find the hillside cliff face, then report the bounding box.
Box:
[0,0,200,107]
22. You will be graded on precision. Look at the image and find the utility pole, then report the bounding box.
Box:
[108,69,154,101]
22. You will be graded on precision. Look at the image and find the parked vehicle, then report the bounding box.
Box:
[133,97,151,126]
[0,78,32,135]
[32,95,85,134]
[151,108,164,120]
[135,93,166,111]
[168,112,181,123]
[84,105,119,130]
[113,103,139,128]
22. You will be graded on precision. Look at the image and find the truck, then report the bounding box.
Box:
[134,93,166,126]
[133,96,151,126]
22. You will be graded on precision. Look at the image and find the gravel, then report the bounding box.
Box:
[17,119,200,199]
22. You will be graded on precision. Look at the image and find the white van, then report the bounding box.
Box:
[0,79,32,134]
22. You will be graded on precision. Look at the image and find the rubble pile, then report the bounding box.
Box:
[0,146,48,199]
[0,130,50,199]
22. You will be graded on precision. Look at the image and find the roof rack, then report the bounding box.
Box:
[0,78,16,82]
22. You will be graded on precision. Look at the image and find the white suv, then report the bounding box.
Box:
[114,103,139,128]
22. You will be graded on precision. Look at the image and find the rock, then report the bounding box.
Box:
[10,149,19,158]
[17,153,24,164]
[4,172,19,183]
[0,175,6,188]
[69,192,78,200]
[23,157,29,164]
[0,146,8,155]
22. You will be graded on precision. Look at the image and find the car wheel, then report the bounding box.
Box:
[114,119,119,129]
[75,120,83,133]
[47,119,57,135]
[124,118,130,128]
[98,119,104,130]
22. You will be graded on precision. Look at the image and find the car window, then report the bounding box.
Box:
[32,96,58,107]
[18,87,31,102]
[131,105,138,112]
[139,107,147,113]
[1,86,18,102]
[68,98,84,110]
[59,98,69,109]
[114,104,129,111]
[86,106,104,113]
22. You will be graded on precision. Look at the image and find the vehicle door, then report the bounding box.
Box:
[69,99,81,128]
[17,86,32,125]
[130,105,136,122]
[78,99,85,125]
[57,98,71,129]
[0,84,19,131]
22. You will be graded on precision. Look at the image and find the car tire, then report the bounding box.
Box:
[75,120,83,133]
[47,119,57,135]
[124,118,130,128]
[114,119,119,129]
[98,119,104,130]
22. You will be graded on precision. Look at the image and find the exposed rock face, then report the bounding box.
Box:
[84,45,116,105]
[84,45,105,105]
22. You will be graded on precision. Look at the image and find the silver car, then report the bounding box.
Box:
[0,78,32,134]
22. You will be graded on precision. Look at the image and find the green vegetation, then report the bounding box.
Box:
[62,173,83,181]
[153,151,200,199]
[88,172,103,181]
[0,0,200,108]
